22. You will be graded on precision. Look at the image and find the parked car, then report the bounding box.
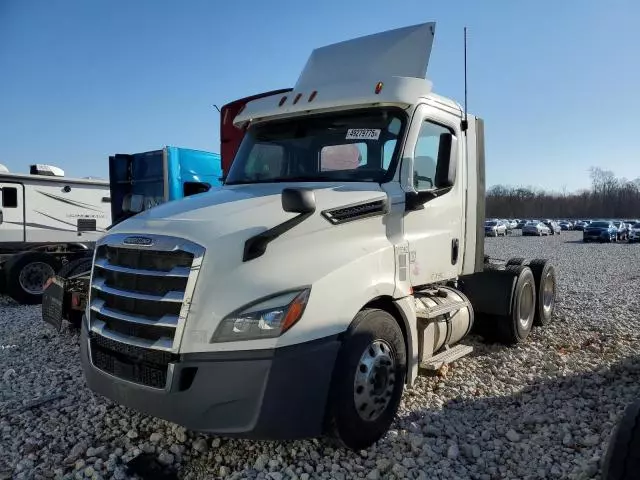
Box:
[559,221,572,231]
[508,219,518,230]
[574,220,591,231]
[612,221,628,241]
[628,222,640,243]
[501,219,514,234]
[485,220,507,237]
[522,221,551,236]
[516,219,528,229]
[583,220,617,243]
[543,220,562,235]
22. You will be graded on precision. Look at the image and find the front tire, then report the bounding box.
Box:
[325,308,406,450]
[602,400,640,480]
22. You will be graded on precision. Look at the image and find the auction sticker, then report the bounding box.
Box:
[346,128,381,140]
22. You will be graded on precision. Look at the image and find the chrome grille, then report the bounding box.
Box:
[87,233,204,388]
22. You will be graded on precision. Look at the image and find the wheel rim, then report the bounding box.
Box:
[354,339,395,422]
[18,262,55,295]
[542,271,555,317]
[518,281,535,328]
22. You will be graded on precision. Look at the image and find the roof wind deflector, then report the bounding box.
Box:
[294,22,436,91]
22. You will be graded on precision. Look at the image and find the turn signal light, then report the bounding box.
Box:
[375,82,384,94]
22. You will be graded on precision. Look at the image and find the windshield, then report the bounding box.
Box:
[225,108,406,185]
[485,221,497,226]
[525,222,539,226]
[589,221,611,228]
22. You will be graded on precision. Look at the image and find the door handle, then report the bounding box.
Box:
[451,238,459,265]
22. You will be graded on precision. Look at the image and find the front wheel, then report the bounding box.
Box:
[325,308,407,450]
[602,400,640,480]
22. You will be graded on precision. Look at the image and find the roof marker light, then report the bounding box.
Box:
[308,90,317,102]
[279,96,288,107]
[375,82,384,94]
[293,93,302,104]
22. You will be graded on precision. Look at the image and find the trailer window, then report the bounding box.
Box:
[1,187,18,208]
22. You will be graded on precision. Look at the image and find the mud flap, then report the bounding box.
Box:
[42,276,65,331]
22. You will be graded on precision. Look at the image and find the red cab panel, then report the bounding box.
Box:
[220,88,292,175]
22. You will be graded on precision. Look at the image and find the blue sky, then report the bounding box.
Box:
[1,0,637,192]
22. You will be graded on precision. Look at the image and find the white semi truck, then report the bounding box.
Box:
[79,23,557,450]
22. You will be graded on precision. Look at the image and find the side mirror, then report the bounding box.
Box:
[434,133,457,188]
[282,188,316,214]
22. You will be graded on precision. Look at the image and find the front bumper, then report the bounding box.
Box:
[584,231,611,241]
[80,321,341,439]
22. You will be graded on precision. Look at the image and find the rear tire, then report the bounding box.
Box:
[506,257,526,267]
[602,400,640,480]
[58,257,92,278]
[528,259,556,326]
[494,265,536,344]
[4,252,61,305]
[325,308,406,450]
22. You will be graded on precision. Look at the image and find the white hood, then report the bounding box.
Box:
[108,182,387,246]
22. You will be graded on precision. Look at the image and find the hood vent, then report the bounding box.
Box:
[322,198,388,225]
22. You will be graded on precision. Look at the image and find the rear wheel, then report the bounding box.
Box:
[325,308,406,450]
[4,252,61,304]
[494,265,536,344]
[528,259,556,326]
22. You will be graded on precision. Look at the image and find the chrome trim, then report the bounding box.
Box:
[90,298,179,328]
[90,318,174,351]
[86,336,175,392]
[94,258,191,278]
[91,278,185,302]
[89,233,205,359]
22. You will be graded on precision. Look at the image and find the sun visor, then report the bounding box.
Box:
[295,22,436,90]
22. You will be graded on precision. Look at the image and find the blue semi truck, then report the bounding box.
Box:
[42,146,223,329]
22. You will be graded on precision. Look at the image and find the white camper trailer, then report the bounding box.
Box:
[0,164,111,304]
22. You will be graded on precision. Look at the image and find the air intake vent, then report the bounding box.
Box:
[322,199,387,225]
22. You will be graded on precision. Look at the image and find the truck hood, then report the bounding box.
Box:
[107,182,388,242]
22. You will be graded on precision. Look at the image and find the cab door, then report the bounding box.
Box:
[401,103,465,287]
[0,182,25,243]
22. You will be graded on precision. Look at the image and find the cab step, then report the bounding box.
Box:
[415,299,470,320]
[419,344,473,371]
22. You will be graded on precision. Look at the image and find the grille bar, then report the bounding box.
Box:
[94,258,191,278]
[91,319,174,351]
[92,278,185,303]
[91,298,179,328]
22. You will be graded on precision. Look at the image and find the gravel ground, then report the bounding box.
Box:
[2,230,640,479]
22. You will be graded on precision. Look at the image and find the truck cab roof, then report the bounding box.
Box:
[234,22,464,127]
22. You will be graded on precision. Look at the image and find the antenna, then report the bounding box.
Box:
[213,104,221,113]
[462,26,469,131]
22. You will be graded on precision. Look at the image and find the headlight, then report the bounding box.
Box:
[211,289,310,342]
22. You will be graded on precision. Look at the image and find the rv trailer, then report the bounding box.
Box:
[0,164,111,304]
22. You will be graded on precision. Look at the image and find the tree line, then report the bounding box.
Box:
[486,167,640,220]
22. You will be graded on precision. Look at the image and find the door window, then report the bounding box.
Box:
[413,121,453,191]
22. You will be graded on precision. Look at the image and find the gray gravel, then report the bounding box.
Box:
[2,231,640,479]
